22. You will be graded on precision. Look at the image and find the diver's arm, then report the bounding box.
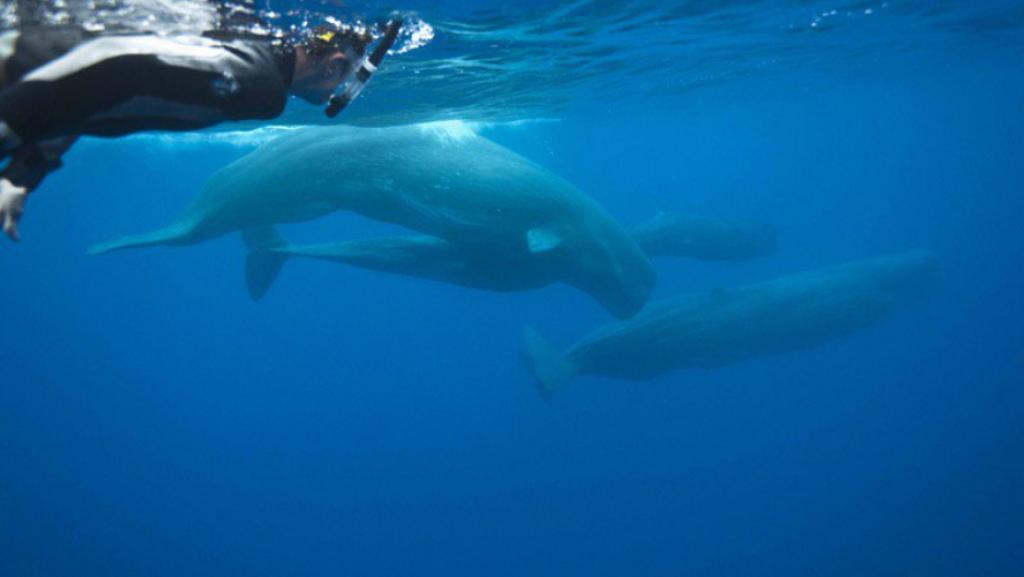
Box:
[0,35,291,145]
[0,136,76,240]
[4,136,74,190]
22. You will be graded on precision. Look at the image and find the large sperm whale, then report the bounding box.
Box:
[254,214,778,295]
[520,251,940,399]
[90,122,656,318]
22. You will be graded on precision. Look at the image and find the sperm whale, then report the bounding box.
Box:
[90,122,656,318]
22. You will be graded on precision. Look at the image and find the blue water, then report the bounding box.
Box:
[2,1,1023,575]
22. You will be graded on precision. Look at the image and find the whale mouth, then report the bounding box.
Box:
[571,239,657,319]
[613,255,658,319]
[585,276,653,320]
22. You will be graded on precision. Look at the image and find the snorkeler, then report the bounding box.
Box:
[0,19,401,241]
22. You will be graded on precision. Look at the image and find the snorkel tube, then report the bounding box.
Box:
[325,19,402,118]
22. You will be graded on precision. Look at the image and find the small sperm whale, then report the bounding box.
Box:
[252,213,778,296]
[90,122,656,318]
[259,233,559,293]
[520,251,940,399]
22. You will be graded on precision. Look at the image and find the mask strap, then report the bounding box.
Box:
[325,19,402,118]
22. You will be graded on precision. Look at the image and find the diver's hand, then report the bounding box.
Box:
[0,178,28,241]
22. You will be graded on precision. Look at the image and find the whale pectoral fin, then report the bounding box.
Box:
[520,326,577,401]
[526,228,563,254]
[242,226,288,301]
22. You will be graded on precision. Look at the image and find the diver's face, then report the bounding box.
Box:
[292,49,356,105]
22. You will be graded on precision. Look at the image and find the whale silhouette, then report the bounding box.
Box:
[521,251,940,399]
[90,122,656,318]
[630,212,777,261]
[251,213,777,296]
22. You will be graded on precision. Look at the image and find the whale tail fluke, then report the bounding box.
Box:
[243,226,288,301]
[87,222,195,255]
[520,326,577,401]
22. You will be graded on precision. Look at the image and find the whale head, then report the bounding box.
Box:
[565,226,657,319]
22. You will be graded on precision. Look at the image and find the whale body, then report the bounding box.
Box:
[90,122,656,318]
[260,213,778,295]
[266,234,560,293]
[521,251,940,398]
[631,213,778,261]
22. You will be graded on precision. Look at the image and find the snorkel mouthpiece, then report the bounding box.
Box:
[325,19,402,118]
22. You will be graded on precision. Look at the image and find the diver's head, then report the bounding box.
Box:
[290,25,372,105]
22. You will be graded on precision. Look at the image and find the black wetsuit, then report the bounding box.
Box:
[0,25,296,190]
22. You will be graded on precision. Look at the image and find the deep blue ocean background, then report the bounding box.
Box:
[2,1,1023,575]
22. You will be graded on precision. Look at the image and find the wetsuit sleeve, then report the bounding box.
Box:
[0,35,292,143]
[2,136,76,191]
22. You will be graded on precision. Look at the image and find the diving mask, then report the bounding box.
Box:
[325,19,402,118]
